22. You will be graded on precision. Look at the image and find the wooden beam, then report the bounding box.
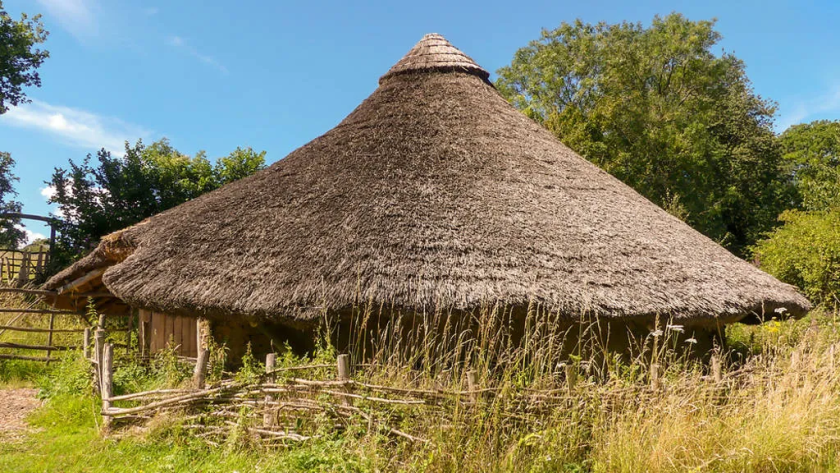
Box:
[0,308,79,315]
[0,325,85,333]
[0,342,73,351]
[0,288,57,297]
[0,212,61,224]
[57,268,106,295]
[0,354,51,362]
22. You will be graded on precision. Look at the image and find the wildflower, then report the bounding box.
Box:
[651,330,663,337]
[667,324,684,333]
[774,307,788,315]
[685,338,697,344]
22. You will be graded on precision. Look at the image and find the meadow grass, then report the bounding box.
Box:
[1,302,840,472]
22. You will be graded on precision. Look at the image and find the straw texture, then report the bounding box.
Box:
[45,34,810,324]
[379,33,489,84]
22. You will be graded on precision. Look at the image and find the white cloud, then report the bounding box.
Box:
[777,86,840,132]
[40,186,56,200]
[143,7,159,16]
[15,224,46,246]
[168,35,228,74]
[0,99,151,156]
[35,0,98,40]
[39,186,66,219]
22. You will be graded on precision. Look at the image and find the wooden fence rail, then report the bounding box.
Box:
[0,286,90,363]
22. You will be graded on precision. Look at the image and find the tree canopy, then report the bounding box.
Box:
[753,120,840,304]
[778,120,840,211]
[0,1,49,114]
[47,139,266,256]
[496,13,786,256]
[0,151,23,247]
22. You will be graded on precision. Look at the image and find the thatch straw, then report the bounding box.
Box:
[44,33,810,325]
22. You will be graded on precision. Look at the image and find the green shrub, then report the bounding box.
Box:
[36,352,91,399]
[753,208,840,304]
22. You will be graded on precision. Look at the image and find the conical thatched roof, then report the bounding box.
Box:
[45,33,810,324]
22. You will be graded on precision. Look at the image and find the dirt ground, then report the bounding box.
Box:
[0,388,41,442]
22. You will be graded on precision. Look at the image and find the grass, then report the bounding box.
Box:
[2,300,840,472]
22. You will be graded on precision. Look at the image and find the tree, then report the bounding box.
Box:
[778,120,840,211]
[0,1,49,114]
[0,151,23,247]
[753,209,840,305]
[47,139,266,256]
[496,14,787,256]
[753,120,840,304]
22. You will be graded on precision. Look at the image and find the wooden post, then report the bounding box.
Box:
[98,314,106,330]
[466,369,478,403]
[126,313,134,355]
[193,348,209,390]
[264,353,277,427]
[17,252,29,285]
[94,329,105,394]
[650,363,661,391]
[711,355,722,384]
[102,343,114,431]
[565,364,578,393]
[48,225,56,269]
[35,252,44,277]
[83,327,91,359]
[337,354,352,406]
[45,313,56,365]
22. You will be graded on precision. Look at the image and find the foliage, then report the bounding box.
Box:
[0,150,23,247]
[150,340,194,387]
[0,1,49,114]
[753,208,840,305]
[35,351,90,399]
[46,138,266,260]
[496,13,787,255]
[779,119,840,211]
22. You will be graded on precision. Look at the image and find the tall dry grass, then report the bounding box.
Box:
[322,304,840,471]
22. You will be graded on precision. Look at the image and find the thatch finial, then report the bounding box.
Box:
[379,33,489,84]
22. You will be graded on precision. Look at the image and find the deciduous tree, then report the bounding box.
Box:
[497,14,786,255]
[0,1,49,114]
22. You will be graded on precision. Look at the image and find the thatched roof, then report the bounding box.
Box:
[45,33,810,324]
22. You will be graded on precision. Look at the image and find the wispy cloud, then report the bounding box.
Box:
[0,99,151,156]
[143,7,159,16]
[168,35,228,74]
[777,86,840,132]
[35,0,98,40]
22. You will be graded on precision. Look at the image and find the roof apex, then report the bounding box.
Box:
[379,33,490,84]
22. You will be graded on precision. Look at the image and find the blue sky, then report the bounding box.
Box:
[3,0,840,242]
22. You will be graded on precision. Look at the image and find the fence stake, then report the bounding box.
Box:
[466,369,478,402]
[564,364,578,393]
[83,327,91,360]
[94,329,105,395]
[711,355,722,384]
[337,354,352,406]
[650,363,661,391]
[46,313,56,366]
[126,312,133,355]
[264,353,277,427]
[98,314,106,330]
[102,343,114,431]
[193,348,210,390]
